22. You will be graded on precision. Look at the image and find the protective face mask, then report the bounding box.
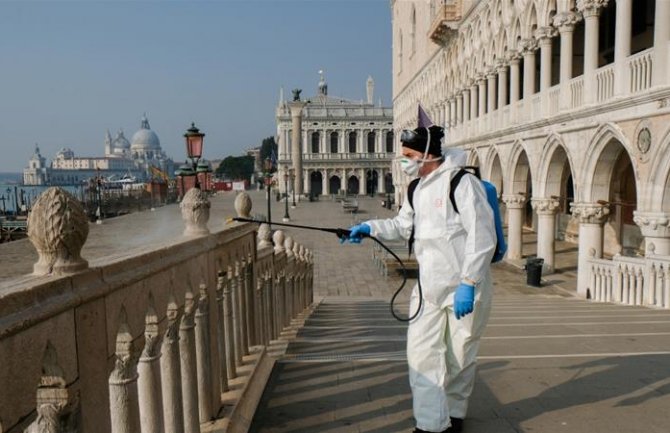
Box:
[400,157,420,177]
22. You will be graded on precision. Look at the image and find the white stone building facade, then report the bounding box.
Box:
[392,0,670,304]
[276,75,395,197]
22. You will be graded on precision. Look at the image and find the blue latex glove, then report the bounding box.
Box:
[342,223,370,244]
[454,283,475,320]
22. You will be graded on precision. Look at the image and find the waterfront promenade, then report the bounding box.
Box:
[2,190,670,432]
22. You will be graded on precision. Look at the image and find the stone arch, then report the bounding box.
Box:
[508,140,534,226]
[524,2,538,38]
[645,126,670,212]
[347,175,360,195]
[537,133,577,217]
[539,0,558,27]
[579,123,639,203]
[467,148,481,166]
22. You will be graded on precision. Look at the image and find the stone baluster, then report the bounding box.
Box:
[293,242,302,316]
[256,278,266,345]
[244,256,256,348]
[180,187,210,236]
[222,267,237,379]
[236,261,249,358]
[664,266,670,309]
[180,291,200,433]
[572,202,610,297]
[503,195,527,260]
[138,300,164,433]
[109,308,140,433]
[231,263,244,366]
[265,273,276,342]
[194,283,212,422]
[273,231,286,336]
[285,237,296,323]
[234,191,252,220]
[635,268,644,306]
[215,271,229,392]
[24,341,76,433]
[258,223,272,249]
[161,299,184,433]
[298,245,307,310]
[28,187,89,275]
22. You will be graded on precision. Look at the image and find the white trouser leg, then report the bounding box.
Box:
[407,288,451,432]
[445,293,492,418]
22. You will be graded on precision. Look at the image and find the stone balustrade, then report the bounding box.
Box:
[0,188,314,433]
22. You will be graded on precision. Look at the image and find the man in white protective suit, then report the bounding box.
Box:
[343,125,496,433]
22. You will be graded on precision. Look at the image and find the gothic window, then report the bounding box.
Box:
[349,132,357,153]
[311,132,320,154]
[386,131,394,153]
[330,132,339,153]
[367,132,376,153]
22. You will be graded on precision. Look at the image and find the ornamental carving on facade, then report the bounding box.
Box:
[519,38,538,54]
[535,26,557,42]
[577,0,610,16]
[28,187,89,276]
[571,202,611,224]
[553,11,581,31]
[531,198,561,214]
[180,187,211,236]
[633,211,670,237]
[637,127,651,154]
[502,194,527,208]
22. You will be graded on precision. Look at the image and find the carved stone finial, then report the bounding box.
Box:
[273,230,286,253]
[298,245,306,261]
[285,236,295,257]
[258,223,272,249]
[28,187,89,276]
[234,192,252,218]
[293,242,300,260]
[180,187,211,236]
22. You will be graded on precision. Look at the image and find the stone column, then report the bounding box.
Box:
[614,0,632,95]
[572,202,611,297]
[109,309,140,433]
[303,169,310,196]
[462,88,471,124]
[633,211,670,256]
[578,0,608,104]
[487,72,497,113]
[180,292,200,433]
[503,195,527,260]
[378,169,385,194]
[532,198,561,272]
[456,92,464,126]
[289,101,306,195]
[444,100,452,129]
[554,12,579,109]
[478,77,487,117]
[138,306,164,433]
[497,63,508,108]
[161,302,185,433]
[521,38,538,103]
[360,168,367,196]
[537,27,557,116]
[653,0,670,87]
[194,283,212,423]
[449,98,457,127]
[470,83,479,120]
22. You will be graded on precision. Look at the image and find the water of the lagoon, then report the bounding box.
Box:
[0,183,82,214]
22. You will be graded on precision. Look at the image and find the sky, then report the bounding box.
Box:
[0,0,392,172]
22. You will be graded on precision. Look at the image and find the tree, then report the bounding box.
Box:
[259,137,278,172]
[215,155,255,181]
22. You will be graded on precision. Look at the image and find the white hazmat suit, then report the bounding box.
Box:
[366,149,496,432]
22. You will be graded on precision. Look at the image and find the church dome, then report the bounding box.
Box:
[113,129,131,149]
[131,114,161,150]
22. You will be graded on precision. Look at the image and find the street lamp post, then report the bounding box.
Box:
[0,195,6,215]
[264,157,273,227]
[96,169,103,225]
[184,123,205,189]
[283,166,290,222]
[290,169,296,208]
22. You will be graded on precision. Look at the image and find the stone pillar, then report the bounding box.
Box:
[194,283,213,423]
[444,100,452,129]
[633,211,670,256]
[653,0,670,86]
[360,168,367,196]
[161,301,185,433]
[462,88,471,123]
[487,72,497,113]
[521,38,538,103]
[303,169,310,196]
[323,170,330,195]
[378,169,385,194]
[456,92,464,126]
[222,267,237,380]
[470,83,479,120]
[537,27,557,116]
[289,101,306,195]
[449,98,457,127]
[532,198,561,272]
[503,195,527,260]
[497,63,508,108]
[109,309,140,433]
[554,12,579,109]
[509,53,521,121]
[614,0,632,95]
[572,202,610,297]
[578,0,608,104]
[478,78,487,117]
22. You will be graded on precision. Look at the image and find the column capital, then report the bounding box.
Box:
[535,26,558,43]
[503,194,527,209]
[519,38,538,55]
[475,73,486,84]
[486,70,497,80]
[495,61,508,74]
[577,0,609,18]
[507,50,522,63]
[571,202,610,224]
[531,197,561,215]
[633,211,670,238]
[288,101,307,117]
[553,11,581,32]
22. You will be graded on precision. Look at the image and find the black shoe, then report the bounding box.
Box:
[446,417,463,433]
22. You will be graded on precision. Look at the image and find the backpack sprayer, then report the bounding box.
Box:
[227,217,422,322]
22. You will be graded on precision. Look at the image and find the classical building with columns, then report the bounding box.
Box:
[276,74,394,197]
[392,0,670,305]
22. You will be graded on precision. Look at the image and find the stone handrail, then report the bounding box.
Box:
[596,64,615,103]
[628,48,654,93]
[0,188,314,433]
[586,254,647,306]
[569,76,585,108]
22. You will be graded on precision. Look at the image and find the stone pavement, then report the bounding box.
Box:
[246,193,670,433]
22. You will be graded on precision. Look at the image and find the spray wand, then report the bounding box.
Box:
[228,217,421,322]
